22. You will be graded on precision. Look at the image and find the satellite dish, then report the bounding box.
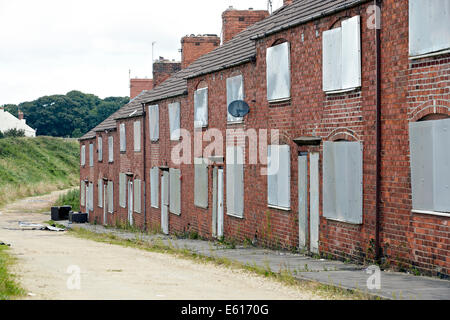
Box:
[228,100,250,118]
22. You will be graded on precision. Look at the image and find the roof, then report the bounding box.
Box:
[80,0,370,140]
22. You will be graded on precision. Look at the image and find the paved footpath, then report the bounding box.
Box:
[68,222,450,300]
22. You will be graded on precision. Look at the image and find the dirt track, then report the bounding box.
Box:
[0,190,324,300]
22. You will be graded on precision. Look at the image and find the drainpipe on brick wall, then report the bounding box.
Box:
[375,0,382,263]
[141,103,147,231]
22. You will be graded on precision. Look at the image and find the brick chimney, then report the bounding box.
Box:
[153,57,182,88]
[130,78,153,99]
[283,0,294,6]
[222,7,269,43]
[181,34,220,69]
[18,110,24,120]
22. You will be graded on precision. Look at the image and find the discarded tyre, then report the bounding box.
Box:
[69,212,88,223]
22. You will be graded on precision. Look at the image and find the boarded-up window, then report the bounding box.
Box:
[323,16,361,92]
[266,42,291,102]
[226,146,244,217]
[168,102,181,141]
[149,105,159,142]
[80,181,86,207]
[81,145,86,166]
[134,121,141,152]
[169,168,181,215]
[134,179,141,213]
[323,141,363,224]
[227,75,244,123]
[267,145,291,209]
[194,158,208,208]
[89,143,94,167]
[119,173,126,208]
[88,182,94,212]
[120,123,126,152]
[194,88,208,128]
[108,136,114,162]
[409,119,450,213]
[98,137,103,162]
[409,0,450,57]
[150,167,159,208]
[107,181,114,213]
[98,179,103,208]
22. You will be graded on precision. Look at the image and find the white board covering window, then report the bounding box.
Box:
[409,0,450,57]
[88,182,94,212]
[409,119,450,213]
[168,102,181,141]
[226,146,244,217]
[194,158,208,208]
[266,42,291,102]
[120,123,126,152]
[134,121,141,152]
[107,181,114,213]
[98,179,103,208]
[194,88,208,128]
[150,167,159,208]
[227,75,244,123]
[89,143,94,167]
[149,105,159,142]
[322,15,361,92]
[134,179,141,213]
[169,168,181,215]
[108,136,114,163]
[119,173,126,208]
[98,137,103,162]
[267,145,291,209]
[80,181,86,206]
[323,141,363,224]
[81,145,86,166]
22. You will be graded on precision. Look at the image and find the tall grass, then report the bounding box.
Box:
[54,188,80,212]
[0,246,25,300]
[0,136,79,206]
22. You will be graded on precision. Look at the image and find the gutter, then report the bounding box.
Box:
[141,103,148,231]
[375,0,382,262]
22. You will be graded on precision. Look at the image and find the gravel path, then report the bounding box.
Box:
[0,190,323,300]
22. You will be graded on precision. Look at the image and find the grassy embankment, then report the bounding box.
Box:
[0,136,80,207]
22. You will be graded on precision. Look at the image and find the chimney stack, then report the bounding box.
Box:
[18,110,24,120]
[283,0,294,6]
[222,7,269,44]
[130,78,153,99]
[152,57,181,88]
[181,34,220,69]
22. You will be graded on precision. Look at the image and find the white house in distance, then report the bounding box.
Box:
[0,106,36,137]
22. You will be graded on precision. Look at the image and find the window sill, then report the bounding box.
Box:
[324,87,360,95]
[195,204,208,210]
[151,205,159,209]
[226,212,244,219]
[268,204,291,212]
[409,49,450,60]
[324,216,362,225]
[268,98,291,106]
[227,120,244,125]
[412,209,450,218]
[170,211,181,216]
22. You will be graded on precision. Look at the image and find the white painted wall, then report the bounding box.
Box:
[0,109,36,137]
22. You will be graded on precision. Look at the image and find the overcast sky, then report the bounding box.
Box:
[0,0,283,105]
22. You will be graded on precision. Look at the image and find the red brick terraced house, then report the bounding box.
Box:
[79,0,450,277]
